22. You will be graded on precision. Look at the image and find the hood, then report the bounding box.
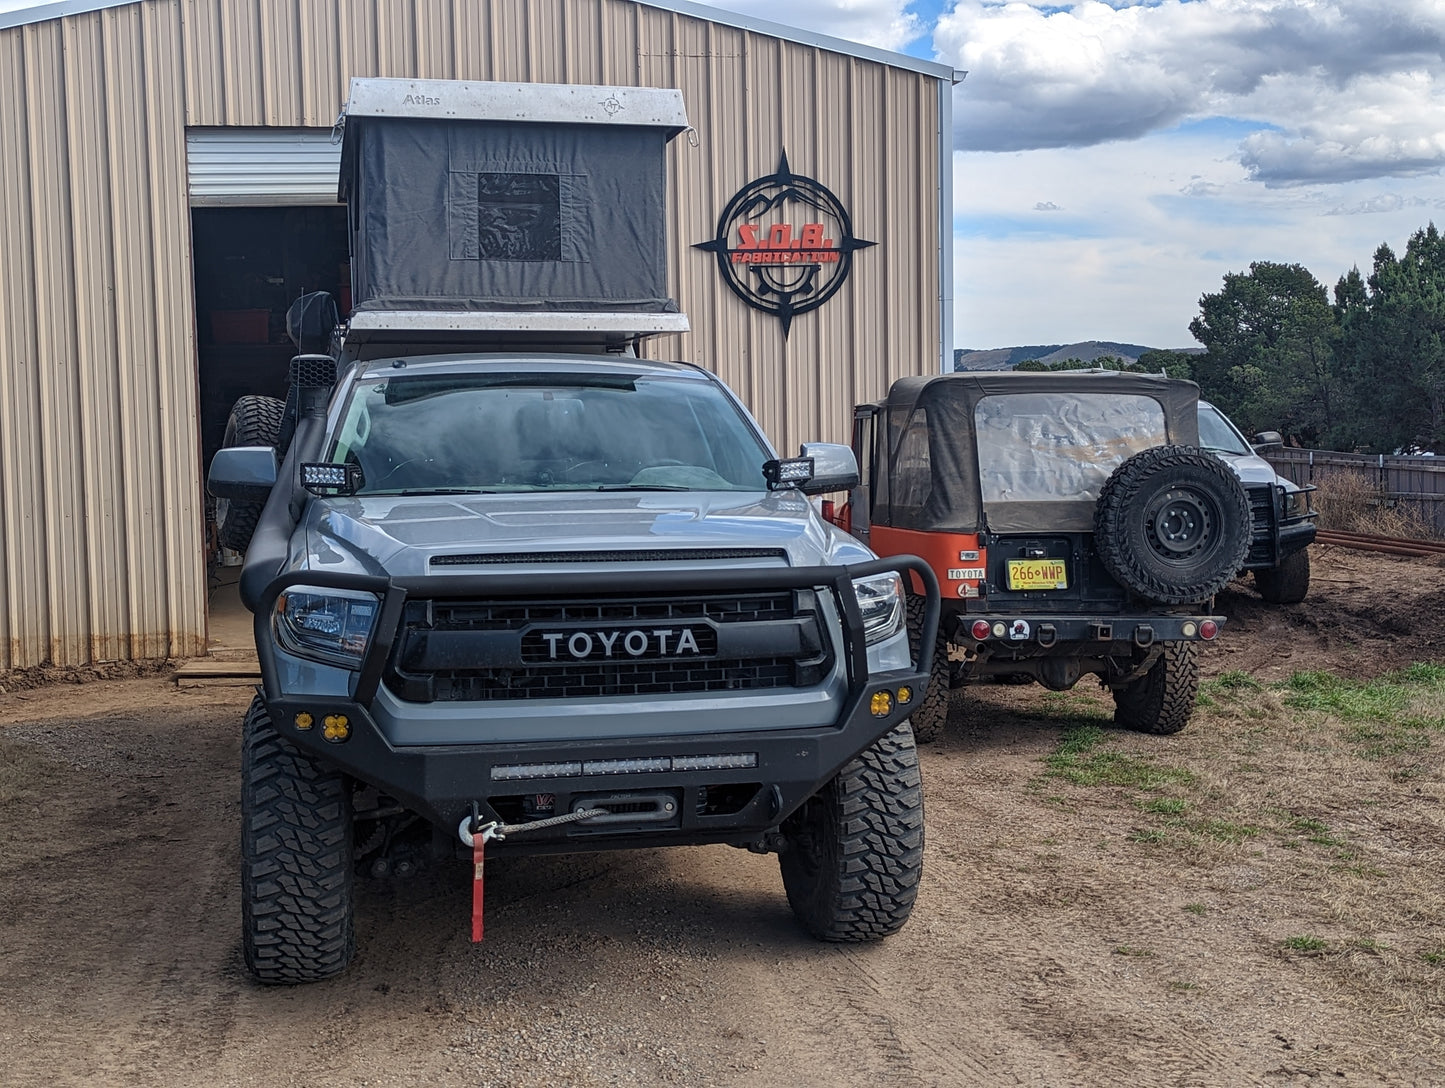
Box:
[298,490,869,578]
[1211,448,1293,488]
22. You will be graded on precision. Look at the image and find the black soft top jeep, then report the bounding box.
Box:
[832,369,1251,740]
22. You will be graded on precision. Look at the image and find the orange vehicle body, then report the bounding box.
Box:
[822,500,983,601]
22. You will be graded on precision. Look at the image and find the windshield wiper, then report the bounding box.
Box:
[391,487,501,496]
[591,484,693,492]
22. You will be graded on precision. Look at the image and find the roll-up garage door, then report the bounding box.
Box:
[185,129,342,206]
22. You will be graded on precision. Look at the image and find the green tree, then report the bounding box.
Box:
[1333,225,1445,452]
[1131,350,1195,380]
[1014,359,1047,371]
[1188,261,1339,444]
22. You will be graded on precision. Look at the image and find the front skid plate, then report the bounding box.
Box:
[263,673,924,848]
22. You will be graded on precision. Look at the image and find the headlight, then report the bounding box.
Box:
[852,572,905,645]
[1282,487,1311,520]
[274,587,381,668]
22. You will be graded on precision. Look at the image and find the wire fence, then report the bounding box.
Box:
[1262,448,1445,535]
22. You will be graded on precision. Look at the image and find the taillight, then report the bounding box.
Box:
[1199,620,1219,640]
[970,619,992,641]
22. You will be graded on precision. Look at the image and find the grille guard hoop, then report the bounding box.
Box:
[255,557,941,706]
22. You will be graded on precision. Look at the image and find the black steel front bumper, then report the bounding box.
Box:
[1241,517,1317,571]
[254,558,939,853]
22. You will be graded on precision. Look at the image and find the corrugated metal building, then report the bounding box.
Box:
[0,0,956,671]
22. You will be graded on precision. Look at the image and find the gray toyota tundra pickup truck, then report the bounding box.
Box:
[210,349,938,984]
[205,77,939,984]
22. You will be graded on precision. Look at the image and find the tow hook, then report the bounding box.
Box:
[1134,624,1156,648]
[1036,623,1058,648]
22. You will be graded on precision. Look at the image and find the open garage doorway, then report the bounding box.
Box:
[192,205,349,475]
[191,205,348,659]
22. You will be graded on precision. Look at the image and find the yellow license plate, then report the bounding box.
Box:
[1006,558,1068,591]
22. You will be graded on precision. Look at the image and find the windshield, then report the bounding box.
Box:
[1196,403,1252,456]
[328,371,773,495]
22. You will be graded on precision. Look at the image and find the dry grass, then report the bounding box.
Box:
[1029,666,1445,1045]
[1310,469,1436,538]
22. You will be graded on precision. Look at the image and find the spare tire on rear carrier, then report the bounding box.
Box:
[1094,444,1250,605]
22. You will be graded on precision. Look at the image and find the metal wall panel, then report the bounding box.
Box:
[0,0,941,671]
[143,0,208,662]
[0,30,46,671]
[23,18,90,667]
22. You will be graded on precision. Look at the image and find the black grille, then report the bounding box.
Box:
[385,591,831,702]
[1245,484,1277,564]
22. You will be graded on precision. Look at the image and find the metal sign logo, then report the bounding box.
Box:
[694,153,874,337]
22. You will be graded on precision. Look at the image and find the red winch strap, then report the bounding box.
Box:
[470,834,486,942]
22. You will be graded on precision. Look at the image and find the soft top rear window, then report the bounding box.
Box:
[974,392,1167,505]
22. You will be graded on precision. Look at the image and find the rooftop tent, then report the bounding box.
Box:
[338,79,690,318]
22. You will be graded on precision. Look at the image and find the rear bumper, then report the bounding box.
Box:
[945,611,1222,651]
[255,557,939,851]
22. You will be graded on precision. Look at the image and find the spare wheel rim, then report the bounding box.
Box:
[1146,487,1215,559]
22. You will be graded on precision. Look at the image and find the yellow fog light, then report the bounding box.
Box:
[294,712,314,731]
[322,714,351,743]
[870,691,894,717]
[897,686,913,705]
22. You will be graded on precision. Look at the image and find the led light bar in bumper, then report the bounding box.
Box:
[491,752,760,781]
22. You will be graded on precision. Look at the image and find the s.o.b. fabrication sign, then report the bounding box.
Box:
[695,153,874,336]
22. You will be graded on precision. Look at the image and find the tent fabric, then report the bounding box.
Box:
[343,117,677,313]
[875,371,1201,534]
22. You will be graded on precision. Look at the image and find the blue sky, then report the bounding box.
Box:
[699,1,1445,350]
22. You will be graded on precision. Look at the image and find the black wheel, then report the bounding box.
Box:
[779,723,924,941]
[1254,547,1310,604]
[1094,445,1251,605]
[906,596,952,743]
[1111,642,1200,735]
[216,395,285,553]
[241,696,355,984]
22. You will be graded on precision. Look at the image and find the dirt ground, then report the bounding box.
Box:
[2,545,1443,1087]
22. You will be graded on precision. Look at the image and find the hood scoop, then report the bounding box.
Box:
[430,547,790,567]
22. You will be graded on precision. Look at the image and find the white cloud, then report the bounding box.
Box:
[1324,193,1438,217]
[692,0,923,51]
[937,1,1445,185]
[953,128,1445,347]
[1035,201,1062,211]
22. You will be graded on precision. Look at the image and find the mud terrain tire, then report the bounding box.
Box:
[1095,445,1250,605]
[1112,642,1200,735]
[216,395,286,553]
[779,723,924,941]
[241,696,355,984]
[1255,547,1310,604]
[906,596,952,743]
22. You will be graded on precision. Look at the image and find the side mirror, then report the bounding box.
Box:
[1251,430,1284,451]
[798,442,859,495]
[208,446,278,501]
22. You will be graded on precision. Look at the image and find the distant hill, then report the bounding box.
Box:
[953,341,1202,372]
